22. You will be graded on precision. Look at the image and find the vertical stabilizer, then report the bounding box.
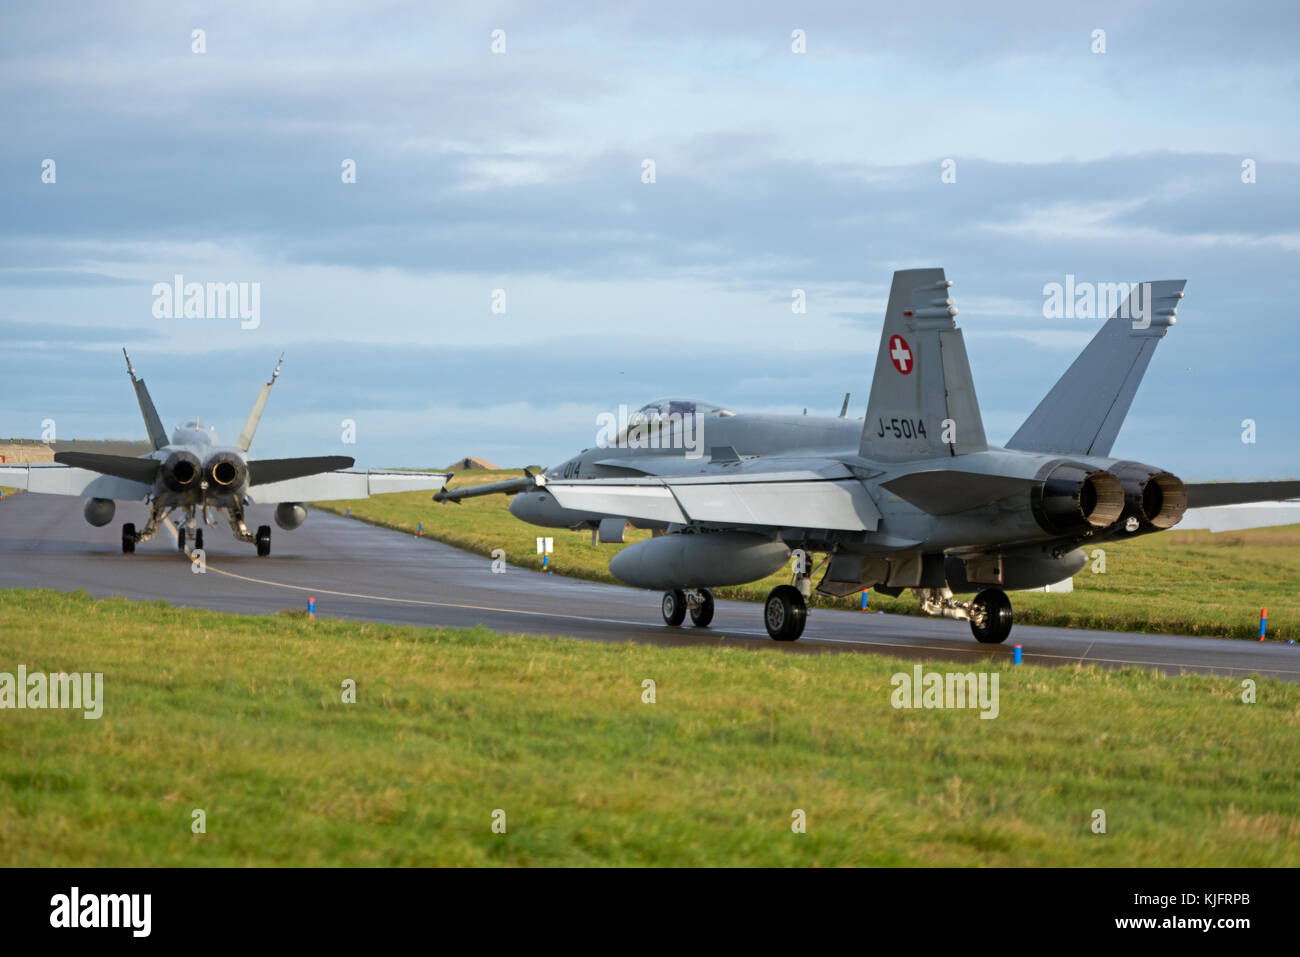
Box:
[860,268,987,461]
[1006,280,1186,456]
[235,354,284,452]
[123,348,169,451]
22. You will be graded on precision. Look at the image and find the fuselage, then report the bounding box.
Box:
[510,402,1185,574]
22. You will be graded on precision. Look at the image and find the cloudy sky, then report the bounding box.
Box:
[2,1,1297,478]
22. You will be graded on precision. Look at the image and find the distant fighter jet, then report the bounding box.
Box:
[436,268,1300,643]
[0,350,450,555]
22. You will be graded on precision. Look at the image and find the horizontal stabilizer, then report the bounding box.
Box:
[1185,480,1300,508]
[53,451,160,485]
[1007,280,1186,456]
[881,469,1038,515]
[247,455,355,486]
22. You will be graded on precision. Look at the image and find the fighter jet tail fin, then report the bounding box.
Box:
[235,354,283,452]
[1006,280,1186,457]
[860,268,987,461]
[123,349,169,451]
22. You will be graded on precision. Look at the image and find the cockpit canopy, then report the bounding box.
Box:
[633,398,734,419]
[171,419,217,446]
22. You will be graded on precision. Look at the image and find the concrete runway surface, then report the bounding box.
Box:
[1,492,1296,682]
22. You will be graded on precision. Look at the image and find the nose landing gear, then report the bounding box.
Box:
[661,588,715,627]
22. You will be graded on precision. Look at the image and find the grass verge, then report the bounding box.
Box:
[0,588,1296,866]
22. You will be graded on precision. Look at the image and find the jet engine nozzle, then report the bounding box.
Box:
[1031,460,1125,535]
[161,450,202,492]
[1108,462,1187,531]
[205,452,247,489]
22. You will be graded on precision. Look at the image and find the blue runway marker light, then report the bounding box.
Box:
[860,591,869,610]
[345,507,350,516]
[417,523,423,537]
[543,554,548,569]
[308,597,316,620]
[1260,607,1267,641]
[1012,645,1023,665]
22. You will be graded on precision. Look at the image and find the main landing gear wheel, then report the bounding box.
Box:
[255,525,272,557]
[970,587,1013,644]
[195,529,204,551]
[121,522,136,554]
[177,527,187,552]
[661,589,687,626]
[689,588,715,627]
[764,584,807,641]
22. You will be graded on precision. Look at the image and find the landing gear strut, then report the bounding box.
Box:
[764,585,807,641]
[915,585,1014,644]
[762,551,812,641]
[970,588,1013,644]
[661,588,714,627]
[121,501,167,554]
[177,508,205,554]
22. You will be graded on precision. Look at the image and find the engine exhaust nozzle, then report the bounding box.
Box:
[1108,462,1187,531]
[205,452,247,490]
[161,450,202,492]
[1031,460,1125,535]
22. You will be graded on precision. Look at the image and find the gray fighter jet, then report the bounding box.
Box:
[435,267,1300,643]
[1,350,451,555]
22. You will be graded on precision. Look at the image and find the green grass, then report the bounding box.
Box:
[317,470,1300,641]
[0,588,1296,866]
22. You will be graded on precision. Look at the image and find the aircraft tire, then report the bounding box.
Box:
[121,523,136,554]
[970,588,1013,644]
[661,589,687,626]
[764,585,807,641]
[195,529,204,551]
[689,589,715,627]
[177,527,187,552]
[256,525,271,557]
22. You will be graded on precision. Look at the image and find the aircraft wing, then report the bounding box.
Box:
[545,463,881,532]
[246,469,451,504]
[0,464,152,500]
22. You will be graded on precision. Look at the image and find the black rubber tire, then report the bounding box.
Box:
[195,529,204,551]
[970,588,1013,644]
[177,527,187,552]
[689,589,715,627]
[255,525,271,557]
[122,523,136,554]
[661,589,687,626]
[764,585,807,641]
